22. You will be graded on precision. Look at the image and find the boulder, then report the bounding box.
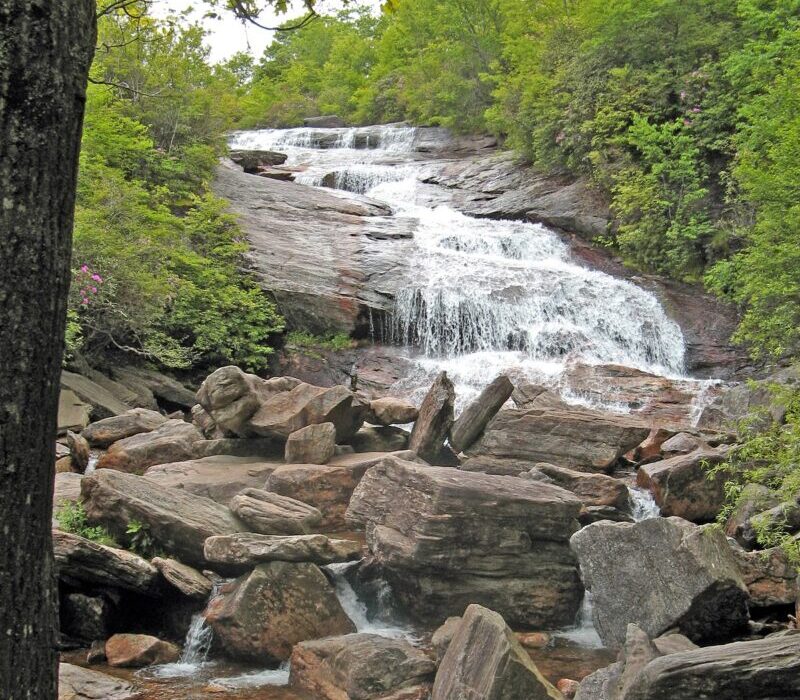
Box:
[191,403,222,438]
[204,561,356,662]
[573,662,623,700]
[229,149,288,172]
[80,469,243,565]
[229,487,323,535]
[431,604,562,700]
[204,532,361,571]
[621,632,800,700]
[61,370,132,420]
[578,505,634,526]
[111,365,197,409]
[191,436,283,459]
[105,633,180,668]
[95,419,204,474]
[636,447,728,522]
[449,375,514,453]
[570,517,749,647]
[53,530,159,595]
[366,397,419,426]
[732,546,798,607]
[152,557,213,600]
[660,432,700,456]
[350,426,410,453]
[347,456,583,627]
[632,428,674,463]
[408,372,455,463]
[58,389,93,433]
[58,663,136,700]
[724,484,780,548]
[285,422,336,464]
[267,451,423,530]
[465,406,650,473]
[290,633,435,700]
[525,463,630,510]
[81,408,167,448]
[144,455,278,504]
[431,617,462,663]
[64,430,90,472]
[750,500,800,541]
[60,593,111,642]
[54,472,83,511]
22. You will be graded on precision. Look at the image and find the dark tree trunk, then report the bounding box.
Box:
[0,2,96,697]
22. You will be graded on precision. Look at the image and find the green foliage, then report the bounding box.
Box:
[286,330,355,354]
[125,520,161,558]
[55,502,117,547]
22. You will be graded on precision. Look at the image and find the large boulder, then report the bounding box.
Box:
[229,149,288,172]
[81,408,167,448]
[366,397,419,426]
[525,463,630,510]
[53,530,159,595]
[144,455,278,504]
[267,451,423,530]
[61,370,132,420]
[347,456,583,627]
[285,422,336,464]
[152,557,213,600]
[408,372,455,463]
[732,545,798,607]
[58,389,93,434]
[350,426,410,453]
[104,633,180,668]
[204,532,361,572]
[431,604,562,700]
[95,419,204,474]
[621,631,800,700]
[449,375,514,454]
[80,469,243,565]
[204,561,356,662]
[58,663,136,700]
[570,517,749,647]
[60,593,112,642]
[465,406,650,473]
[636,447,728,522]
[290,633,435,700]
[229,487,322,535]
[53,472,83,512]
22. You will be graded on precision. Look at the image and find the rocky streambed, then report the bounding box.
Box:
[53,123,800,700]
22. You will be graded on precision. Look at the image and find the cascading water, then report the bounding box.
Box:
[628,486,662,521]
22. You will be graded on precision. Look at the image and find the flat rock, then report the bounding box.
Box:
[81,409,167,448]
[622,632,800,700]
[58,663,136,700]
[105,633,180,668]
[570,517,749,647]
[466,406,650,473]
[526,463,630,510]
[366,397,419,426]
[152,557,213,599]
[111,365,197,409]
[81,469,243,565]
[144,455,278,504]
[58,389,93,433]
[61,370,133,420]
[408,372,455,464]
[290,633,435,700]
[285,422,336,464]
[205,561,356,662]
[95,419,204,474]
[347,456,582,627]
[53,530,159,595]
[432,604,562,700]
[636,447,728,522]
[449,375,514,453]
[205,532,361,571]
[229,488,323,535]
[267,451,423,530]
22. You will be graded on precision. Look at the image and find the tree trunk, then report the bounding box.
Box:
[0,2,96,698]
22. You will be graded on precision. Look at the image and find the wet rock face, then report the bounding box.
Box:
[290,633,435,700]
[80,469,243,566]
[204,561,356,662]
[431,604,563,700]
[570,517,749,648]
[621,631,800,700]
[347,456,583,628]
[465,406,650,473]
[104,633,180,668]
[636,447,729,522]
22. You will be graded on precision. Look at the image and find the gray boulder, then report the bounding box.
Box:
[285,422,336,464]
[80,469,243,565]
[290,633,435,700]
[152,557,213,600]
[432,604,562,700]
[347,456,582,627]
[204,561,356,662]
[526,463,630,510]
[58,663,136,700]
[449,375,513,453]
[81,408,167,448]
[570,517,749,647]
[408,371,455,463]
[229,487,322,535]
[366,396,419,426]
[60,593,111,642]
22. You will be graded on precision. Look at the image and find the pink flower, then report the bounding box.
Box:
[692,106,701,113]
[81,297,89,305]
[679,90,687,101]
[91,287,97,294]
[91,274,103,282]
[80,265,89,273]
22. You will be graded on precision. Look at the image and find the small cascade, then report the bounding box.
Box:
[629,486,661,521]
[209,664,290,689]
[556,592,604,649]
[324,561,416,641]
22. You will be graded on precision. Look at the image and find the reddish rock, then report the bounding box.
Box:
[526,463,629,510]
[285,422,336,465]
[557,678,580,698]
[105,633,179,668]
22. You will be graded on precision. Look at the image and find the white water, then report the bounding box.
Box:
[324,561,417,642]
[229,124,699,409]
[629,486,661,521]
[555,592,604,649]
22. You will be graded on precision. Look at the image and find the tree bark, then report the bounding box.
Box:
[0,2,96,698]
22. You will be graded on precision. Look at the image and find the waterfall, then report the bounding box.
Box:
[629,486,661,521]
[556,592,604,649]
